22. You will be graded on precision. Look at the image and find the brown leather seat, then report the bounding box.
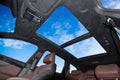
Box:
[83,70,96,80]
[67,70,83,80]
[7,77,30,80]
[0,65,20,80]
[7,52,56,80]
[67,70,96,80]
[95,64,120,80]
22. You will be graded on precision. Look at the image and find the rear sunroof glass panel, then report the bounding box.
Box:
[65,37,106,58]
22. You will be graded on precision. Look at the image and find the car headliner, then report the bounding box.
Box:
[0,0,120,71]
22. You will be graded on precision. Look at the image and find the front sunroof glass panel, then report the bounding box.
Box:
[37,6,88,45]
[0,39,38,62]
[0,4,16,32]
[65,37,106,58]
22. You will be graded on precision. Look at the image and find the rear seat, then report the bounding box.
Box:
[83,70,96,80]
[67,70,96,80]
[67,70,83,80]
[95,64,120,80]
[7,52,56,80]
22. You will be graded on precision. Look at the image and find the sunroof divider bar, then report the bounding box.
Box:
[60,33,91,48]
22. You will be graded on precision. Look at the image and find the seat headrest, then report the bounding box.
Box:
[43,52,55,64]
[95,64,120,79]
[68,70,83,80]
[85,70,94,76]
[71,70,82,75]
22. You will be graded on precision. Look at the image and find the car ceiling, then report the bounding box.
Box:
[0,0,120,71]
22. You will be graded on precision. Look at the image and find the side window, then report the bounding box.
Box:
[55,56,65,73]
[37,51,50,66]
[70,64,76,72]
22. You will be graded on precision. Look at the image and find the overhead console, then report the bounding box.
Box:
[14,0,61,37]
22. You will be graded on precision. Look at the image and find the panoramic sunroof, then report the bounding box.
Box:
[0,39,38,62]
[37,6,106,58]
[37,6,88,45]
[0,4,16,32]
[101,0,120,9]
[65,37,106,58]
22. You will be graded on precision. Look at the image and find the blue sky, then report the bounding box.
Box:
[37,6,106,58]
[0,0,120,72]
[101,0,120,9]
[0,5,38,62]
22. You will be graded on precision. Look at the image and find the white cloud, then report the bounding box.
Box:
[83,38,106,55]
[0,13,16,32]
[48,21,106,58]
[47,29,74,45]
[6,20,15,32]
[103,0,120,9]
[51,21,88,44]
[65,37,106,58]
[59,13,108,58]
[65,45,77,54]
[1,39,29,49]
[64,22,72,29]
[110,1,120,9]
[0,41,3,45]
[115,28,120,38]
[59,33,74,43]
[75,22,88,36]
[44,20,106,58]
[46,21,75,44]
[51,22,61,29]
[8,28,14,32]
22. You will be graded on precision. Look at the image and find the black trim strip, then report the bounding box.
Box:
[60,33,91,48]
